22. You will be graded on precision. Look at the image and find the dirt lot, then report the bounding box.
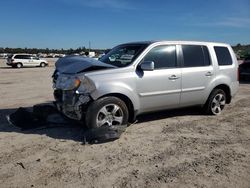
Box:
[0,58,250,188]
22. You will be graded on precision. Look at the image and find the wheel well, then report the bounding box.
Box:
[100,93,135,122]
[213,84,231,104]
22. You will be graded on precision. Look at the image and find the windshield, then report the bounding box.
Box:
[99,44,148,67]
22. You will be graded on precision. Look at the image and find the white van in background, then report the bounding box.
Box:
[6,54,48,68]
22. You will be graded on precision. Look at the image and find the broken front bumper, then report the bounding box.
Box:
[54,89,91,120]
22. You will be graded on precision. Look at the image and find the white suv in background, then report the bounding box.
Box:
[6,54,48,68]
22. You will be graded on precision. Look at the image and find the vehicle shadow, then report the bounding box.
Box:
[0,67,16,69]
[136,106,203,123]
[0,107,86,142]
[0,67,44,69]
[0,105,204,142]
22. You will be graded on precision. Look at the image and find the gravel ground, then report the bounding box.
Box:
[0,58,250,188]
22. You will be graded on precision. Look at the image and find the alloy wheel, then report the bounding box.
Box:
[96,104,124,127]
[211,93,226,114]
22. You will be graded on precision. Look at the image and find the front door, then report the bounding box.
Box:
[31,57,41,66]
[136,45,181,113]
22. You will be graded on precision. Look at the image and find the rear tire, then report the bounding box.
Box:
[203,89,226,115]
[85,97,129,129]
[16,63,22,68]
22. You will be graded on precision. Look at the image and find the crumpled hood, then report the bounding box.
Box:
[55,56,115,74]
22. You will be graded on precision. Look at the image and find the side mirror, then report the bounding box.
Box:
[140,61,154,71]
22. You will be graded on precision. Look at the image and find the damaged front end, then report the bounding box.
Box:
[53,73,94,121]
[52,56,115,121]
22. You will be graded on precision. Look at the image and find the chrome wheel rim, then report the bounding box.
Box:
[96,104,123,127]
[211,93,226,114]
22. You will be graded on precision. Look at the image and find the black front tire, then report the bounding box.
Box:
[85,97,129,129]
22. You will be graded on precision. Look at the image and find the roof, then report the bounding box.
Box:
[120,40,229,47]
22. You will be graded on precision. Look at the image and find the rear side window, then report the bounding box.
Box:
[14,55,31,59]
[182,45,211,67]
[214,46,233,66]
[144,45,177,69]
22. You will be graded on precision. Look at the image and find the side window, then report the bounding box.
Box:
[182,45,210,67]
[214,46,233,66]
[24,55,31,59]
[14,55,31,59]
[14,55,23,59]
[144,45,177,69]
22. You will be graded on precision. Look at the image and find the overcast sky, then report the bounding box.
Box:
[0,0,249,49]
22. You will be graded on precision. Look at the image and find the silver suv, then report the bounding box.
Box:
[53,41,239,128]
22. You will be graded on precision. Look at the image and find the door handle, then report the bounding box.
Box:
[205,72,213,76]
[168,75,180,80]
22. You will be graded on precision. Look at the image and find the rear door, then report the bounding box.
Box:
[136,45,182,112]
[180,45,214,107]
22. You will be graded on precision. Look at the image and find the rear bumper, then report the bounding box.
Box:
[230,81,239,98]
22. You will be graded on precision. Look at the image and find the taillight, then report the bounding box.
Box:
[11,59,14,62]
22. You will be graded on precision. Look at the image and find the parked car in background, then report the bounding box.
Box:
[239,56,250,81]
[53,41,239,128]
[6,54,48,68]
[0,53,8,59]
[243,56,250,64]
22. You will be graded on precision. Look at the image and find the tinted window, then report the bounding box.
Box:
[214,47,233,66]
[182,45,210,67]
[14,55,31,59]
[144,45,177,69]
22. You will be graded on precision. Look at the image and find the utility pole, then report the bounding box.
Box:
[89,41,91,52]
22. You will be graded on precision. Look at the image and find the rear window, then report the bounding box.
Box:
[182,45,211,67]
[214,46,233,66]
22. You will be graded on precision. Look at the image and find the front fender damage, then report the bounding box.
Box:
[54,90,92,121]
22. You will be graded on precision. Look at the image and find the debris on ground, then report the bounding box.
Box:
[6,103,127,144]
[16,162,25,169]
[83,124,127,144]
